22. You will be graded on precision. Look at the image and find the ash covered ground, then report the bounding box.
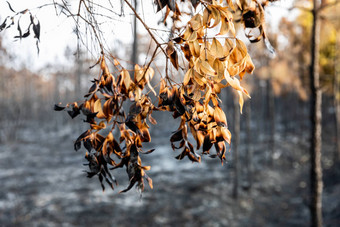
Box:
[0,122,339,227]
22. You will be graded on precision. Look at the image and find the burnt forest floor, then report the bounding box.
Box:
[0,122,339,227]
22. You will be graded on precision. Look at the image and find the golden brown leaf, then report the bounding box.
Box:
[212,59,225,82]
[183,68,193,86]
[213,106,227,127]
[189,14,202,30]
[210,7,221,28]
[94,99,106,119]
[166,41,175,56]
[210,38,224,58]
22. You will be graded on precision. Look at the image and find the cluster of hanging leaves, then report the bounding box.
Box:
[55,0,276,193]
[156,0,276,52]
[55,57,156,192]
[0,1,41,53]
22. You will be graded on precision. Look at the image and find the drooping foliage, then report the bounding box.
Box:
[2,0,277,193]
[0,1,40,52]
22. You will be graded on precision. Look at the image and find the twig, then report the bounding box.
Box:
[123,0,167,57]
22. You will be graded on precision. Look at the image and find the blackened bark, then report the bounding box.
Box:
[54,73,61,129]
[267,79,275,166]
[131,0,138,66]
[232,91,240,200]
[334,34,340,161]
[75,51,83,101]
[310,1,323,227]
[245,101,253,190]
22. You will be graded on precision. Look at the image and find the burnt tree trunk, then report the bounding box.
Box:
[310,1,323,227]
[245,100,253,190]
[232,91,240,200]
[334,34,340,161]
[75,51,83,101]
[54,73,61,130]
[131,0,138,67]
[267,79,275,166]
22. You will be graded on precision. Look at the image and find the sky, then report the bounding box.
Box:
[0,0,295,72]
[0,0,75,70]
[0,0,141,71]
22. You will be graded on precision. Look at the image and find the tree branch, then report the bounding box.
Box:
[123,0,167,57]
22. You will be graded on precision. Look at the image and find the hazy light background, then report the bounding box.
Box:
[0,0,295,72]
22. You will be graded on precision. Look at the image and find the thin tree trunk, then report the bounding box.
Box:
[54,73,61,130]
[75,52,83,101]
[267,79,275,166]
[310,1,323,227]
[75,52,83,131]
[334,34,340,161]
[232,91,240,200]
[131,0,138,67]
[245,100,253,191]
[261,79,267,140]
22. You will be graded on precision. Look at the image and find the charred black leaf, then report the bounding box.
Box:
[125,120,140,134]
[191,0,199,8]
[74,130,91,151]
[67,109,80,119]
[0,18,7,31]
[170,128,183,143]
[140,148,155,154]
[33,20,40,40]
[54,104,66,111]
[83,138,92,152]
[171,139,185,150]
[173,36,184,44]
[16,20,22,39]
[158,91,172,106]
[6,17,14,29]
[30,13,34,24]
[242,10,257,28]
[21,29,30,38]
[173,95,185,116]
[170,50,179,70]
[175,152,185,160]
[99,174,105,191]
[6,1,16,13]
[85,81,98,97]
[203,135,213,153]
[84,152,100,175]
[154,0,168,12]
[167,0,176,11]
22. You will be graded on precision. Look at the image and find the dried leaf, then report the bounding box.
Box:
[166,41,175,56]
[212,59,225,82]
[225,72,250,98]
[170,50,179,70]
[6,1,16,13]
[199,59,216,76]
[213,106,227,127]
[183,68,193,86]
[54,104,65,111]
[210,38,224,58]
[210,7,221,28]
[33,20,40,40]
[94,99,105,119]
[189,14,202,30]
